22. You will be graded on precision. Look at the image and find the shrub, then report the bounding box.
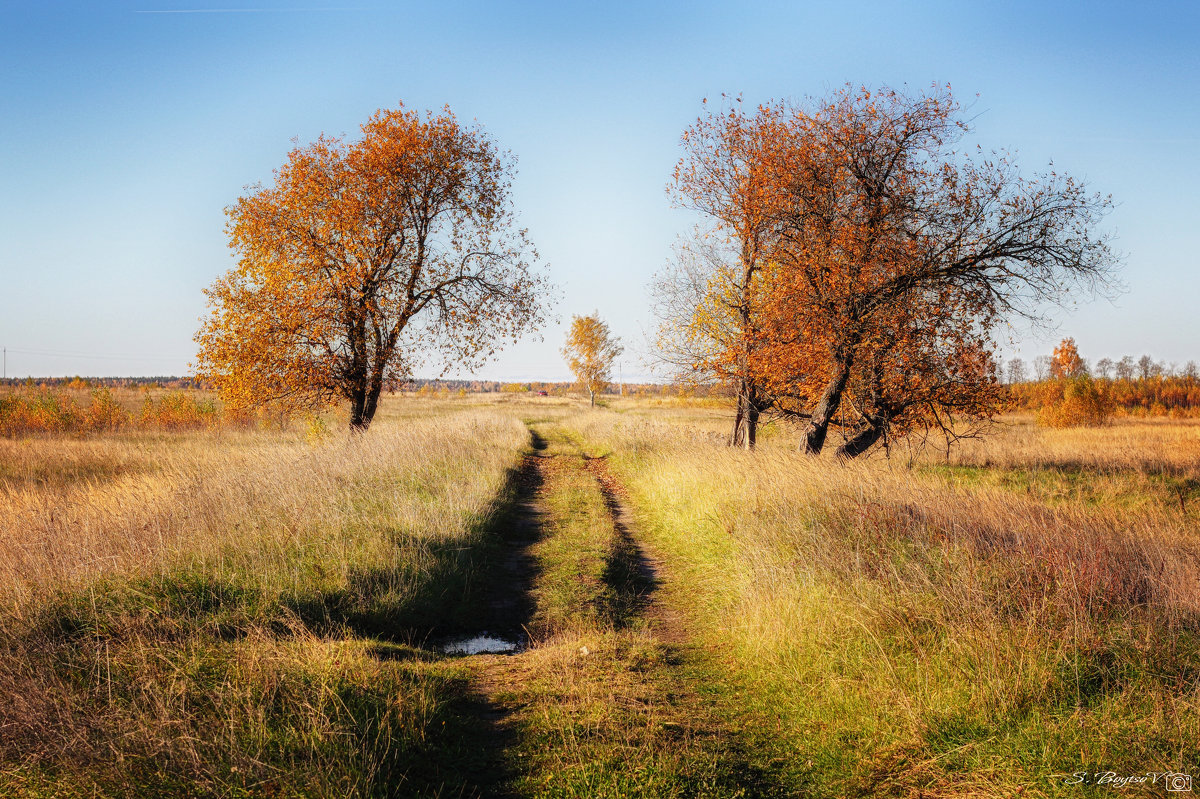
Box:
[1037,375,1113,428]
[0,391,83,436]
[84,388,131,432]
[1,389,234,437]
[139,391,220,431]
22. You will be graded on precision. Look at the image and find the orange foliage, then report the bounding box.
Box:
[1009,375,1200,418]
[0,390,233,437]
[1050,338,1087,379]
[138,392,221,431]
[1035,375,1113,428]
[196,105,549,430]
[662,99,779,447]
[658,84,1116,457]
[85,388,129,432]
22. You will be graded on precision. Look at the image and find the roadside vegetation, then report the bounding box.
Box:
[0,401,530,796]
[572,404,1200,797]
[1,392,1196,796]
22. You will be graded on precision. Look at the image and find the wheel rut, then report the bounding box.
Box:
[435,421,783,798]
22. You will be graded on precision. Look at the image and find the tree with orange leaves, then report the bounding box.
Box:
[658,85,1117,457]
[195,106,549,430]
[1050,337,1087,379]
[758,85,1115,455]
[662,97,780,448]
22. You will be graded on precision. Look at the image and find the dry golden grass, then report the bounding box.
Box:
[947,412,1200,472]
[0,398,532,795]
[0,408,527,609]
[3,391,1197,796]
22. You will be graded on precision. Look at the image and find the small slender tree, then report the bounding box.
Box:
[667,98,779,448]
[562,312,623,407]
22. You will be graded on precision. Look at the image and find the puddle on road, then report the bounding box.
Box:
[438,634,523,656]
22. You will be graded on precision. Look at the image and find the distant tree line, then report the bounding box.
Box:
[1002,340,1200,418]
[1,376,720,400]
[0,376,206,390]
[1000,354,1199,384]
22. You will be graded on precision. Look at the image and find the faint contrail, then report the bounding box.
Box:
[134,7,363,13]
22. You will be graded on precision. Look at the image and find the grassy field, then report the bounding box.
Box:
[1,391,1196,796]
[576,405,1200,796]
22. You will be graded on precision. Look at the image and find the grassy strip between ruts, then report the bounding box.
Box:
[0,411,531,798]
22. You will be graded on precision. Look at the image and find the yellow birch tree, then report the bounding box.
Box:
[561,313,623,407]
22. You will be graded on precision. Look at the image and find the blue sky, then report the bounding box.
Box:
[1,0,1198,380]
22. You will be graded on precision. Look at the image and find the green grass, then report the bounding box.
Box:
[577,412,1200,798]
[490,420,792,797]
[920,462,1200,514]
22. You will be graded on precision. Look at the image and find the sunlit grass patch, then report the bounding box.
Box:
[575,411,1200,797]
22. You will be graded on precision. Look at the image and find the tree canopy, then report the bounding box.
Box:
[659,85,1117,456]
[195,105,549,429]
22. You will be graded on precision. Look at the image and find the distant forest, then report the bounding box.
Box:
[0,375,702,397]
[5,353,1200,417]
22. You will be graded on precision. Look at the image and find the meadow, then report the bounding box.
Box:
[0,388,1196,797]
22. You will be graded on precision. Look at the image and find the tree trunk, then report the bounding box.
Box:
[730,381,765,450]
[803,358,852,455]
[729,383,747,447]
[590,388,595,407]
[835,420,884,459]
[347,318,370,431]
[349,387,368,431]
[359,380,383,430]
[745,400,759,450]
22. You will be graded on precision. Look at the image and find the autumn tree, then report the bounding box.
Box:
[1037,374,1112,427]
[195,105,548,430]
[1050,338,1088,379]
[655,85,1115,458]
[754,85,1114,456]
[562,312,622,407]
[1036,338,1111,427]
[757,268,1003,457]
[662,97,779,449]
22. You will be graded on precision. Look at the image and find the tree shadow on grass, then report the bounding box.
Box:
[280,429,546,647]
[275,430,549,796]
[365,668,522,799]
[582,455,659,630]
[18,432,553,797]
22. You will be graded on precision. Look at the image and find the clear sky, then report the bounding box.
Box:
[2,0,1198,380]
